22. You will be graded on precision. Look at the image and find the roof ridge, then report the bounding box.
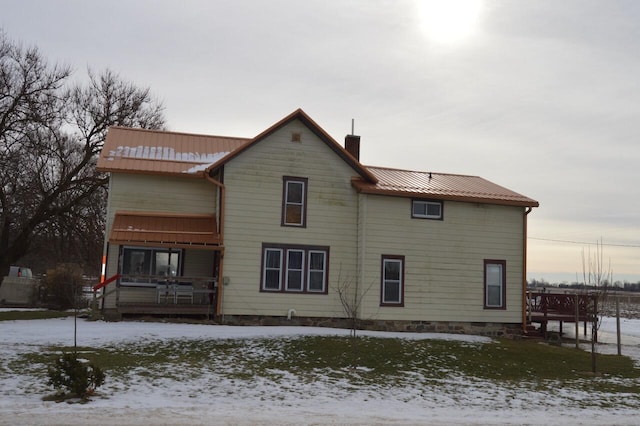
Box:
[365,165,480,179]
[109,126,251,141]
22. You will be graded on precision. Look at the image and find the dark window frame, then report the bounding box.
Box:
[380,255,405,307]
[484,259,506,309]
[281,176,308,227]
[411,199,443,220]
[260,243,329,294]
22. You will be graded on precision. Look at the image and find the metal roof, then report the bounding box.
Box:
[110,211,221,249]
[96,113,538,208]
[97,127,250,176]
[353,166,539,207]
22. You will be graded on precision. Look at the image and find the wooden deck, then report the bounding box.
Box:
[527,292,598,340]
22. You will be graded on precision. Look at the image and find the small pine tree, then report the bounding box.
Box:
[47,353,105,401]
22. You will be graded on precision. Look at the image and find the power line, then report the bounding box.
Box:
[528,237,640,248]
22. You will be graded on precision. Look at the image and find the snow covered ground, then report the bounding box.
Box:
[0,312,639,425]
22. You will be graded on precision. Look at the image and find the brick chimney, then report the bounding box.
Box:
[344,134,361,161]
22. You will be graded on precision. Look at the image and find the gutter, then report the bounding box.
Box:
[205,173,226,320]
[522,207,533,333]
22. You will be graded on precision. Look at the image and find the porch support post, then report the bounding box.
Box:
[205,173,226,320]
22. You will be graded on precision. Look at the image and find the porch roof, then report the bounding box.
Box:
[110,211,221,250]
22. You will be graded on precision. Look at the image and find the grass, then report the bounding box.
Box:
[0,310,73,321]
[2,314,639,409]
[14,334,640,399]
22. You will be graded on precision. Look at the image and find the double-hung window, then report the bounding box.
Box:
[381,255,404,306]
[484,260,506,309]
[261,244,329,293]
[282,176,308,227]
[412,200,443,220]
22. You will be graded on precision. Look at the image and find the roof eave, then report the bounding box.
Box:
[351,180,539,208]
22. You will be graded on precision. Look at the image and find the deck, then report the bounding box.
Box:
[527,291,598,340]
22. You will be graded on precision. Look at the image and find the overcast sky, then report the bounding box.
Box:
[3,0,639,283]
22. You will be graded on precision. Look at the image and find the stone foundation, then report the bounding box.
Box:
[222,315,522,338]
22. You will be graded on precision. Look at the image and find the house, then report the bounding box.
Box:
[95,109,539,336]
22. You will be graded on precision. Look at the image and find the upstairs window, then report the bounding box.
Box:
[282,176,308,227]
[412,200,443,220]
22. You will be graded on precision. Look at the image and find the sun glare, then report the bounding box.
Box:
[417,0,483,44]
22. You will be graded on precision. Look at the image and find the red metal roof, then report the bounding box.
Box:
[353,166,539,207]
[110,211,221,249]
[97,127,250,176]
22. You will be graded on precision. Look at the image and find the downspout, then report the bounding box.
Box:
[205,174,226,320]
[522,207,533,333]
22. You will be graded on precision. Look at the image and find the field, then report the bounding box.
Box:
[0,310,639,425]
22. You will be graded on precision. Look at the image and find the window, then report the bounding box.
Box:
[261,244,329,293]
[484,260,506,309]
[308,251,327,292]
[282,176,308,227]
[412,200,443,220]
[381,255,404,306]
[286,250,304,291]
[263,249,283,290]
[121,247,182,285]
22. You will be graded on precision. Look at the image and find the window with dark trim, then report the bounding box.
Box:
[484,260,506,309]
[282,176,308,227]
[120,247,182,286]
[261,244,329,293]
[412,199,443,220]
[381,255,404,306]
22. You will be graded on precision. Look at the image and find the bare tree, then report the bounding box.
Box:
[334,267,375,368]
[0,31,165,277]
[581,238,613,373]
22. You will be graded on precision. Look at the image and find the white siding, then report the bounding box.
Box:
[360,195,525,323]
[221,120,359,318]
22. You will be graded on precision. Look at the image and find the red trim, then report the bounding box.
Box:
[93,274,120,292]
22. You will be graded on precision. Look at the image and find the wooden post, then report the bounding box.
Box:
[616,296,622,356]
[575,293,579,349]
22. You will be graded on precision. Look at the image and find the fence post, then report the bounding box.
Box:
[616,296,622,356]
[575,293,579,349]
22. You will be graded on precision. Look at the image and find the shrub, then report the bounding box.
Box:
[47,352,105,401]
[44,264,84,310]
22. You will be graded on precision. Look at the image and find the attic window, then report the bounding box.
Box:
[291,132,302,143]
[412,200,443,220]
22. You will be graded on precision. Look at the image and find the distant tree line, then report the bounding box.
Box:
[528,278,640,292]
[0,30,165,278]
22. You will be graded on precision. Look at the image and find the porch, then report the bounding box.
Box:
[526,291,598,340]
[94,274,218,319]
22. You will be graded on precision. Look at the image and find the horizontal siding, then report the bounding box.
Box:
[106,173,217,236]
[221,120,358,318]
[360,195,525,323]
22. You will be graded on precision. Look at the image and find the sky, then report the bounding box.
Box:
[2,0,639,283]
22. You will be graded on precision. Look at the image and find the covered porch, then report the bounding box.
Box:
[96,210,224,319]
